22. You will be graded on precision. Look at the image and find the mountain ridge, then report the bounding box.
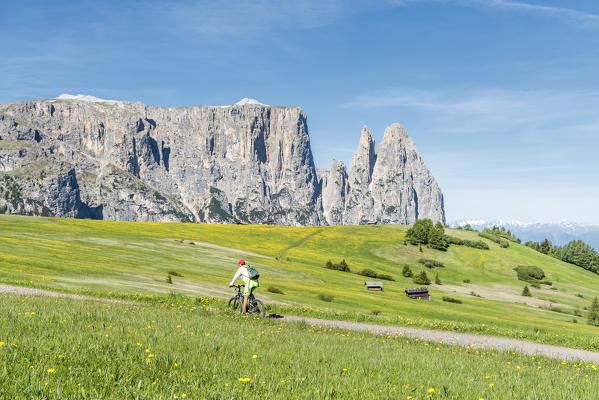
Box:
[0,95,445,226]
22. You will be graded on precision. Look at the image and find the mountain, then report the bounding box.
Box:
[452,220,599,250]
[0,95,445,226]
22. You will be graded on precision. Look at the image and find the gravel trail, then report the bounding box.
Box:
[2,284,598,363]
[0,284,135,304]
[282,315,599,363]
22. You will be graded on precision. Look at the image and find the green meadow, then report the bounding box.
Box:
[1,214,599,350]
[0,295,597,399]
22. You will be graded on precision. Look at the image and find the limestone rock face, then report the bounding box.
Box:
[0,96,444,225]
[318,160,348,225]
[320,124,445,225]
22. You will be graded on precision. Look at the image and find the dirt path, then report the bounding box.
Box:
[0,284,136,304]
[2,284,598,363]
[282,315,599,363]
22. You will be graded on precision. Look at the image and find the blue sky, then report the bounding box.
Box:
[2,0,599,224]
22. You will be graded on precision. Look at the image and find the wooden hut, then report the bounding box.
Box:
[364,281,383,291]
[405,287,431,300]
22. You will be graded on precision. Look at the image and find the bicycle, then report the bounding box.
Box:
[228,284,266,317]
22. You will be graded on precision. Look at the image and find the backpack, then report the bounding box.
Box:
[246,265,260,280]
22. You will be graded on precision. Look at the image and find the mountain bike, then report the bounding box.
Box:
[228,284,266,317]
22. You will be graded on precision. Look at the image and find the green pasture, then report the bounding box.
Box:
[0,215,598,350]
[0,295,597,399]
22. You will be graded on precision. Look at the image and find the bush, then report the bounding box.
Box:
[522,285,531,297]
[446,236,490,250]
[166,275,173,284]
[513,265,551,285]
[530,282,541,289]
[442,296,462,304]
[463,279,471,283]
[418,258,444,268]
[370,310,381,316]
[402,265,413,278]
[167,271,183,277]
[479,230,510,248]
[317,294,334,302]
[576,293,585,298]
[267,286,284,294]
[470,291,482,298]
[376,273,395,281]
[412,271,430,285]
[358,269,377,278]
[325,259,351,273]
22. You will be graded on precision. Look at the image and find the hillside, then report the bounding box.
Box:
[1,214,598,350]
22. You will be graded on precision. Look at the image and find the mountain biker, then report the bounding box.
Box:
[229,259,259,313]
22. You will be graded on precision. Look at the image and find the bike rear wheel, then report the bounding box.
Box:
[227,296,241,313]
[248,299,265,317]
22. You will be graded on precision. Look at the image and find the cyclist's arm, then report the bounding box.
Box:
[229,271,241,286]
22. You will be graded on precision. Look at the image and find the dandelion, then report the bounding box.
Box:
[174,362,179,367]
[149,354,155,358]
[146,349,151,353]
[489,383,494,387]
[238,377,250,383]
[29,365,34,369]
[252,355,258,359]
[57,355,64,359]
[181,395,187,399]
[47,368,56,373]
[428,388,435,393]
[136,343,142,347]
[177,325,182,328]
[0,342,4,347]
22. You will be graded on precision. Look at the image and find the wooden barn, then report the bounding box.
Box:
[364,281,383,291]
[405,287,431,300]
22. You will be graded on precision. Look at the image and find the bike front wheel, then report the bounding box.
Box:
[227,296,241,313]
[248,299,266,317]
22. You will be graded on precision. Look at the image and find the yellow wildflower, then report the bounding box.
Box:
[428,388,435,393]
[238,377,250,383]
[252,354,258,359]
[47,368,56,373]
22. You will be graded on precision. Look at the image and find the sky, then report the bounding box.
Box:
[2,0,599,224]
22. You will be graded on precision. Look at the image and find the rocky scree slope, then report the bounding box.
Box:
[0,96,444,225]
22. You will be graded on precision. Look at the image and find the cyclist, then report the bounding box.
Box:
[228,259,259,313]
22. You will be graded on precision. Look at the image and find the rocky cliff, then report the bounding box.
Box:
[0,95,444,225]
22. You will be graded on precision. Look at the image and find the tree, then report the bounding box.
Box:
[539,238,553,255]
[412,271,430,285]
[559,240,599,273]
[434,273,442,285]
[588,297,599,327]
[402,265,413,278]
[428,225,449,251]
[406,219,434,245]
[521,285,531,297]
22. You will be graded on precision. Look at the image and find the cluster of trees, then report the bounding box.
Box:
[525,239,599,274]
[405,219,448,251]
[325,259,350,272]
[486,226,521,243]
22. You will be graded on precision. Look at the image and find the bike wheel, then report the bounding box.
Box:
[227,296,241,313]
[248,299,265,317]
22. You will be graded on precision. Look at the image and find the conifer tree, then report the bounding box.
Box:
[522,285,531,297]
[402,265,413,278]
[434,272,442,285]
[588,297,599,327]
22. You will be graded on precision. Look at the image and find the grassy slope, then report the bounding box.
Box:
[0,295,597,399]
[1,215,599,350]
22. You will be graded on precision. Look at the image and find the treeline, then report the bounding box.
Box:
[525,239,599,274]
[406,219,489,251]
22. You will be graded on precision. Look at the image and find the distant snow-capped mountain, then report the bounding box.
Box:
[450,220,599,250]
